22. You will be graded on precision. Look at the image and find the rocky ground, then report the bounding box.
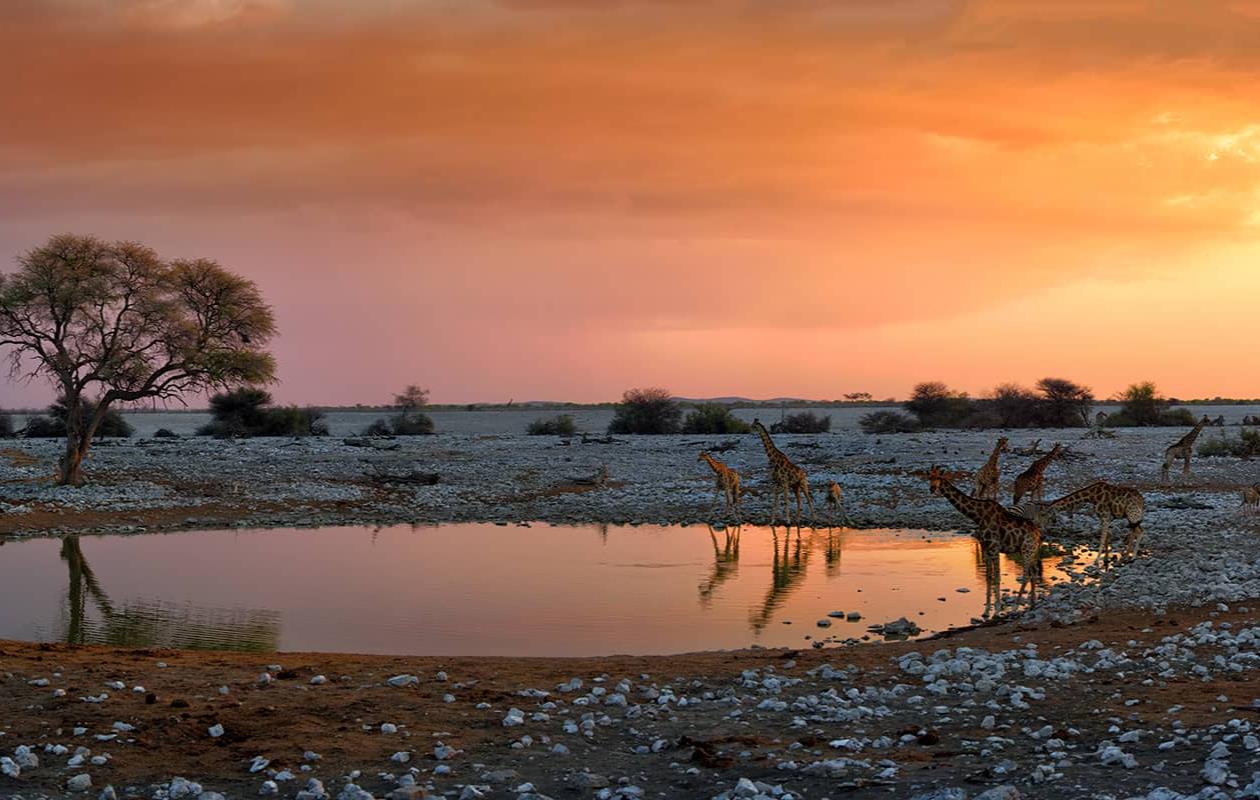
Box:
[2,606,1260,800]
[2,426,1260,799]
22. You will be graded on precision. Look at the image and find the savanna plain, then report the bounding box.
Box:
[3,407,1260,800]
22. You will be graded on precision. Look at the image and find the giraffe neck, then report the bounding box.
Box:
[1031,448,1060,474]
[1182,421,1207,446]
[983,446,1003,470]
[937,479,989,525]
[754,424,784,462]
[701,454,723,474]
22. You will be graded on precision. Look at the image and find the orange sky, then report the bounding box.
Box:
[2,0,1259,405]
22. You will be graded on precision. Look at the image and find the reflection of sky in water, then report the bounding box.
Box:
[0,525,1076,657]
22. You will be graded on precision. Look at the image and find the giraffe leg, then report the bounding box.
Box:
[1018,541,1038,609]
[1183,453,1191,476]
[1097,511,1112,568]
[804,487,816,525]
[1124,524,1143,559]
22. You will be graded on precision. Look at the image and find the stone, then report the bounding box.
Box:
[67,773,93,792]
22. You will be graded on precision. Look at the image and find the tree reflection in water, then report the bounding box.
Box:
[58,536,280,652]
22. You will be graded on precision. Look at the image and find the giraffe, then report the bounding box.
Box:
[824,480,848,525]
[927,466,1043,610]
[1161,416,1209,482]
[1012,444,1063,506]
[974,436,1009,501]
[698,451,742,518]
[1035,481,1145,566]
[1240,486,1260,516]
[751,419,815,524]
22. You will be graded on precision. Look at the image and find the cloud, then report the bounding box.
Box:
[2,0,1259,402]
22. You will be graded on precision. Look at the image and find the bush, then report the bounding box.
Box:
[859,410,919,434]
[0,413,12,438]
[1199,429,1260,458]
[198,388,328,437]
[527,414,578,436]
[681,404,751,434]
[1036,377,1094,427]
[362,418,393,437]
[22,397,134,439]
[1106,383,1197,427]
[258,406,329,437]
[390,411,435,435]
[608,387,681,435]
[153,428,179,438]
[774,411,831,434]
[905,382,975,428]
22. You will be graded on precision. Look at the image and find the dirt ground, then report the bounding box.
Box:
[2,605,1258,799]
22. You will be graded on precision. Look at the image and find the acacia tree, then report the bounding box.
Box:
[0,234,277,485]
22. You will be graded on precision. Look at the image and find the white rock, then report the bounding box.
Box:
[208,724,225,738]
[67,773,93,792]
[387,674,419,688]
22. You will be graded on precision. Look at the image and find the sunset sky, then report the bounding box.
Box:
[2,0,1259,406]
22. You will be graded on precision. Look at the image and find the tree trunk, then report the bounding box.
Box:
[59,437,87,486]
[58,394,108,486]
[58,392,85,486]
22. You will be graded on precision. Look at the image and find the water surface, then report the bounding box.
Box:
[0,524,1075,656]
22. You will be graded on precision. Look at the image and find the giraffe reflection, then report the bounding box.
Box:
[822,526,844,578]
[697,524,741,607]
[749,525,814,632]
[969,539,1026,619]
[58,536,281,652]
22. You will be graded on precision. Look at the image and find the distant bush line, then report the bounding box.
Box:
[860,378,1202,433]
[198,388,328,438]
[9,397,134,439]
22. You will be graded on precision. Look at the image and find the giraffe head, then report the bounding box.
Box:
[996,436,1009,453]
[927,465,945,495]
[697,451,711,463]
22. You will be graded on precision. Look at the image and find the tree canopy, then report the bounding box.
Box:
[0,234,277,483]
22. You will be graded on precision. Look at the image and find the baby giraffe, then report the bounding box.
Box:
[824,481,848,525]
[1012,444,1063,506]
[698,451,742,519]
[1240,486,1260,516]
[974,436,1009,501]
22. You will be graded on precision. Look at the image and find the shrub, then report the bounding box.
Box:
[905,382,975,428]
[22,397,133,439]
[1198,429,1260,458]
[0,413,12,438]
[859,410,919,434]
[1036,377,1094,427]
[681,404,751,434]
[153,428,179,438]
[390,411,435,435]
[608,387,681,435]
[362,418,393,436]
[775,411,831,434]
[1106,383,1197,427]
[257,406,329,437]
[988,383,1040,428]
[198,388,328,437]
[527,414,578,436]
